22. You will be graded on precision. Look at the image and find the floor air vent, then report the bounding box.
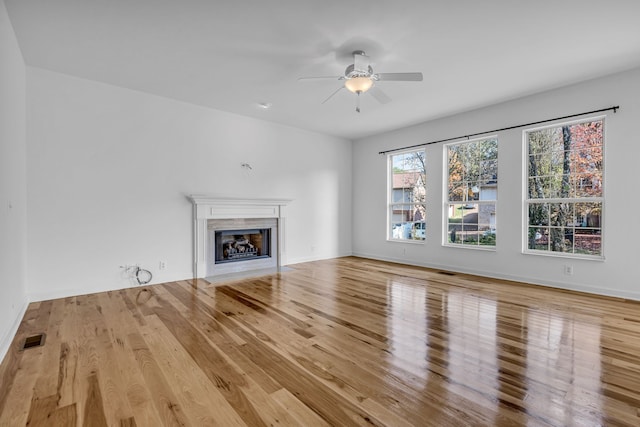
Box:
[438,271,456,276]
[22,333,46,350]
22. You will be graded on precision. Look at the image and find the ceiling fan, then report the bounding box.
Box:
[299,50,423,112]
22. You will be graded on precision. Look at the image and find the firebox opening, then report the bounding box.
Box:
[215,228,271,264]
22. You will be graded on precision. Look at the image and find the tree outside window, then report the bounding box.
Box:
[388,150,426,241]
[446,138,498,247]
[525,119,603,257]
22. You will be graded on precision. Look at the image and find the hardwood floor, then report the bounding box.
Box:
[1,257,639,426]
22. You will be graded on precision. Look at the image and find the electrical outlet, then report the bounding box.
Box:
[564,264,574,275]
[159,261,166,270]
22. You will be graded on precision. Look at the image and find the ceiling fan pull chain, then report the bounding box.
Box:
[356,92,361,113]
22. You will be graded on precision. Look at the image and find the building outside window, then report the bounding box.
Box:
[445,137,498,248]
[388,150,426,241]
[525,118,604,257]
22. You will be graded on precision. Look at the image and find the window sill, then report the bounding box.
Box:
[387,239,425,244]
[522,250,605,261]
[443,243,496,251]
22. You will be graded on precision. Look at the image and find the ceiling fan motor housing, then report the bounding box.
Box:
[345,64,374,78]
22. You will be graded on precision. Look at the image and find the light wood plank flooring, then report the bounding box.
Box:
[1,257,639,426]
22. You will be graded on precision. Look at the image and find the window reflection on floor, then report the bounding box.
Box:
[387,279,427,379]
[525,311,602,424]
[447,292,498,423]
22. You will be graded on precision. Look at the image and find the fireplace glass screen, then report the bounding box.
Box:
[215,228,271,264]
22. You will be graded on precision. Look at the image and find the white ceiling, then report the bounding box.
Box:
[5,0,640,140]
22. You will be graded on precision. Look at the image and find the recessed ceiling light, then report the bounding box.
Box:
[257,102,272,110]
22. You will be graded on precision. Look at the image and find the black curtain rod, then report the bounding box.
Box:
[378,105,620,155]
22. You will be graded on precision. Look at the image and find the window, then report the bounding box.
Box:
[388,150,426,241]
[446,137,498,248]
[525,119,603,257]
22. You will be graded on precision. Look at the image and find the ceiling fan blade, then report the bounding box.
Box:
[375,72,423,81]
[298,76,343,81]
[321,86,344,104]
[353,51,370,73]
[369,86,392,104]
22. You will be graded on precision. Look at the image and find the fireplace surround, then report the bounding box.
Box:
[188,196,291,278]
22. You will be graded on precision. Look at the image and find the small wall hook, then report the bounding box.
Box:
[241,163,252,170]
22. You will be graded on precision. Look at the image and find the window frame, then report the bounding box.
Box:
[443,136,498,250]
[387,148,427,243]
[522,116,605,260]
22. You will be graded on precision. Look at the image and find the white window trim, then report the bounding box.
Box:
[387,148,427,243]
[443,136,498,250]
[521,116,605,260]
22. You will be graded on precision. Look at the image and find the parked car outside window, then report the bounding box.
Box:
[412,221,426,239]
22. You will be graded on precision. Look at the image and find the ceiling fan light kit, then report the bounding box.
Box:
[344,76,374,93]
[299,50,423,112]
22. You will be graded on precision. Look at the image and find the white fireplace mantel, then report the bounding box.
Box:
[187,195,292,278]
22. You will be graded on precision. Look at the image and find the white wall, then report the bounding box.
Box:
[353,67,640,300]
[0,0,29,360]
[26,67,352,301]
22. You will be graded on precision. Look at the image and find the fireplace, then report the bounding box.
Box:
[188,196,291,278]
[216,228,270,263]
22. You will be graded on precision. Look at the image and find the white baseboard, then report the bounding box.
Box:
[286,251,352,266]
[0,298,29,364]
[28,270,194,303]
[351,251,640,302]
